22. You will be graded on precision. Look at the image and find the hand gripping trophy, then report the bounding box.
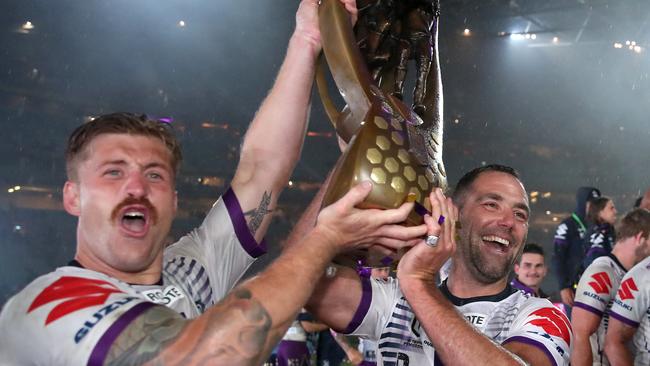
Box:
[317,0,446,267]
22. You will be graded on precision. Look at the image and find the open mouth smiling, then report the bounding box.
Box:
[118,206,150,237]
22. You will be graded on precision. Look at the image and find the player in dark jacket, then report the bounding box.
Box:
[552,186,600,316]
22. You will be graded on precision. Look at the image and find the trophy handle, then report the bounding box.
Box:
[317,0,379,142]
[315,56,346,137]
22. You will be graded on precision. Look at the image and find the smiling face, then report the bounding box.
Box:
[455,171,530,285]
[514,252,547,290]
[63,133,177,280]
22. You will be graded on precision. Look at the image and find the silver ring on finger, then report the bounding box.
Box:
[425,235,439,248]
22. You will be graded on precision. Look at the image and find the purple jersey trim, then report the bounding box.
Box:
[503,336,558,366]
[223,187,267,258]
[609,310,640,328]
[87,301,157,366]
[413,202,430,217]
[342,276,372,334]
[573,301,604,317]
[510,278,535,296]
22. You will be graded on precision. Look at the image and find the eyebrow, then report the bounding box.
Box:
[98,160,171,171]
[480,193,530,214]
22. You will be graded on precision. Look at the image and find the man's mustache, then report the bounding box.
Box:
[110,196,158,224]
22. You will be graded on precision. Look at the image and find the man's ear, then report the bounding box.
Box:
[633,231,645,247]
[514,263,521,276]
[63,181,81,216]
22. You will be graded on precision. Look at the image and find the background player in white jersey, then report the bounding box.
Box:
[605,247,650,365]
[296,164,572,365]
[0,1,431,364]
[571,208,650,366]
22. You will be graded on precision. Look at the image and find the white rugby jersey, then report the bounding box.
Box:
[0,188,266,366]
[609,256,650,366]
[345,277,572,366]
[573,254,626,366]
[359,338,378,363]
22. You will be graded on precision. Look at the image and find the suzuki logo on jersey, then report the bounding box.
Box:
[28,276,123,325]
[74,296,137,343]
[141,285,185,306]
[464,313,486,327]
[617,278,638,300]
[526,308,572,346]
[588,272,612,294]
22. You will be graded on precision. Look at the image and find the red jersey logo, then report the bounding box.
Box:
[28,276,123,325]
[617,278,638,301]
[588,272,612,294]
[526,308,572,345]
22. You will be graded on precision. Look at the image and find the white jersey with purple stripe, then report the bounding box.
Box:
[344,277,572,366]
[573,254,626,366]
[0,188,266,365]
[609,256,650,366]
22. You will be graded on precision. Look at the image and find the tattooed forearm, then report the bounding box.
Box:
[106,289,274,366]
[244,191,273,235]
[106,306,188,365]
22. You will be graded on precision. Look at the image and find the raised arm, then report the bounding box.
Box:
[104,182,424,365]
[288,174,374,332]
[289,173,425,332]
[397,189,556,366]
[230,0,358,243]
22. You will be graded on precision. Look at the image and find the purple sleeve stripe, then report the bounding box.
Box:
[223,187,267,258]
[87,301,157,366]
[503,336,558,366]
[341,276,372,334]
[573,302,604,316]
[413,202,430,217]
[609,310,640,328]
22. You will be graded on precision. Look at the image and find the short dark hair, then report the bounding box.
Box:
[522,243,544,256]
[451,164,521,207]
[516,243,545,264]
[616,208,650,241]
[634,196,643,208]
[586,196,612,225]
[65,112,182,181]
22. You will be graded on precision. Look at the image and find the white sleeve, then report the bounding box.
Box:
[0,272,162,366]
[343,277,401,340]
[574,259,615,316]
[164,187,266,307]
[609,263,648,328]
[504,298,572,366]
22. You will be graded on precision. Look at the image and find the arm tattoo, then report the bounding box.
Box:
[244,191,273,235]
[106,289,273,365]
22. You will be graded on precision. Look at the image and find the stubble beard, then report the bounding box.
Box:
[464,234,517,285]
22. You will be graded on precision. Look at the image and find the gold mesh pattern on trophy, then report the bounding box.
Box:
[349,104,435,225]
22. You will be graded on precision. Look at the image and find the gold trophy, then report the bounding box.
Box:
[317,0,447,267]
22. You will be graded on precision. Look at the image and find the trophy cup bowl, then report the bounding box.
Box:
[317,0,447,268]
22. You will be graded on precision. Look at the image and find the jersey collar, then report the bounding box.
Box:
[439,279,517,306]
